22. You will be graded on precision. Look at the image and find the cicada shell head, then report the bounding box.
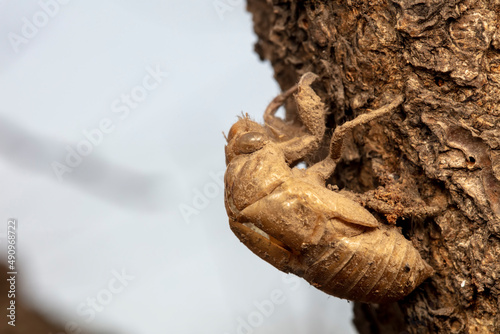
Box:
[225,117,269,165]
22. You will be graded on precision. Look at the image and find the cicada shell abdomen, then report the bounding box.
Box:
[300,224,434,303]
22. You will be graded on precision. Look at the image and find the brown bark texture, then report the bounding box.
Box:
[246,0,500,333]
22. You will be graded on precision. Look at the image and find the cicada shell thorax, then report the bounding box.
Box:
[224,143,291,221]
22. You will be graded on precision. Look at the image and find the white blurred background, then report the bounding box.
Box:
[0,1,356,333]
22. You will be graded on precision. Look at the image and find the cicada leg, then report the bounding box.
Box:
[229,219,301,273]
[264,72,328,164]
[306,95,404,181]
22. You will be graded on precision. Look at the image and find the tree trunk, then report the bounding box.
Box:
[246,0,500,333]
[0,263,66,334]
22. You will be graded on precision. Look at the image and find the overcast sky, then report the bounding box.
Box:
[0,1,356,333]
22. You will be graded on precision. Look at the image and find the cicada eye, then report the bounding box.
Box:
[236,132,267,154]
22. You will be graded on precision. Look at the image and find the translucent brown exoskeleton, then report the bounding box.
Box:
[224,73,433,303]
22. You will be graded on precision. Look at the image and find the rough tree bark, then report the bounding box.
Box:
[246,1,500,333]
